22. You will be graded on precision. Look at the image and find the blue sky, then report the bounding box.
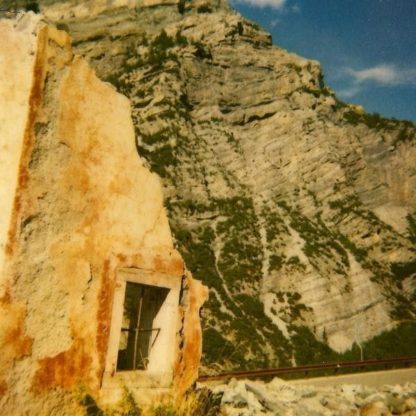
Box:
[231,0,416,122]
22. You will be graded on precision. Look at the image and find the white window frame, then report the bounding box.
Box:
[102,267,182,390]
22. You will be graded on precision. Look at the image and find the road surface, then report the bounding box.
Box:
[289,368,416,388]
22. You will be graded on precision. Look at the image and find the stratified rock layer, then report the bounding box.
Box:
[0,13,207,415]
[16,0,416,371]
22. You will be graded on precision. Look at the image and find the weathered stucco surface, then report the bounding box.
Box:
[0,13,207,415]
[0,14,41,282]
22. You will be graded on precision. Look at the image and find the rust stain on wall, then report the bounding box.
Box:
[3,307,32,358]
[5,26,48,257]
[174,273,208,395]
[0,300,33,387]
[0,288,11,304]
[153,255,184,276]
[116,253,127,263]
[32,337,93,393]
[96,259,116,378]
[0,297,33,359]
[0,379,7,396]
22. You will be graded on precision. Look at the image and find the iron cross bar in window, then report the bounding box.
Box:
[120,327,161,369]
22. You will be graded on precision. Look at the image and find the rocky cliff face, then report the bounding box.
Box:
[5,0,416,372]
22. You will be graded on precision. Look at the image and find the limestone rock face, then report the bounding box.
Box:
[41,0,137,20]
[7,0,416,371]
[0,13,207,415]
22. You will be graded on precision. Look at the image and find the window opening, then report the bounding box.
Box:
[117,282,169,371]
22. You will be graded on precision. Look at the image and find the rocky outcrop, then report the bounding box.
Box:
[213,377,416,416]
[0,12,207,415]
[5,0,415,372]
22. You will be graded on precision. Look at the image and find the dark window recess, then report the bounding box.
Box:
[117,282,169,371]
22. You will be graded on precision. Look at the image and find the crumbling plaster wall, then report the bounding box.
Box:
[0,14,41,285]
[0,14,207,415]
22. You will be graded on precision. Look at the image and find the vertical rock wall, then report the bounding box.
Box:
[0,14,207,415]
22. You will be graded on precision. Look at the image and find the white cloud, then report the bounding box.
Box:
[346,64,416,86]
[338,85,362,98]
[270,18,280,27]
[232,0,286,9]
[291,3,300,13]
[338,63,416,98]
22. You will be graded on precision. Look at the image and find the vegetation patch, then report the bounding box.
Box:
[390,260,416,280]
[332,96,348,112]
[289,322,416,367]
[269,254,284,272]
[286,255,306,270]
[140,144,177,177]
[300,86,321,98]
[173,224,222,293]
[77,385,221,416]
[407,214,416,244]
[104,72,131,95]
[216,197,263,290]
[197,5,212,13]
[391,293,415,321]
[394,125,415,145]
[169,198,293,369]
[343,109,414,133]
[288,209,349,269]
[193,41,212,60]
[202,328,238,367]
[328,193,361,215]
[357,322,416,359]
[25,1,40,12]
[337,234,367,263]
[290,325,338,366]
[273,292,311,321]
[148,30,174,63]
[140,128,172,146]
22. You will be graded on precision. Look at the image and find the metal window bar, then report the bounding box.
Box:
[120,327,161,370]
[117,283,167,371]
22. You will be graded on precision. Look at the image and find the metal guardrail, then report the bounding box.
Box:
[198,356,416,382]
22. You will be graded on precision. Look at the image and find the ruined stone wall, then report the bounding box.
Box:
[0,13,207,415]
[0,14,41,288]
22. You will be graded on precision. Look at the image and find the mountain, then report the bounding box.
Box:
[6,0,416,371]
